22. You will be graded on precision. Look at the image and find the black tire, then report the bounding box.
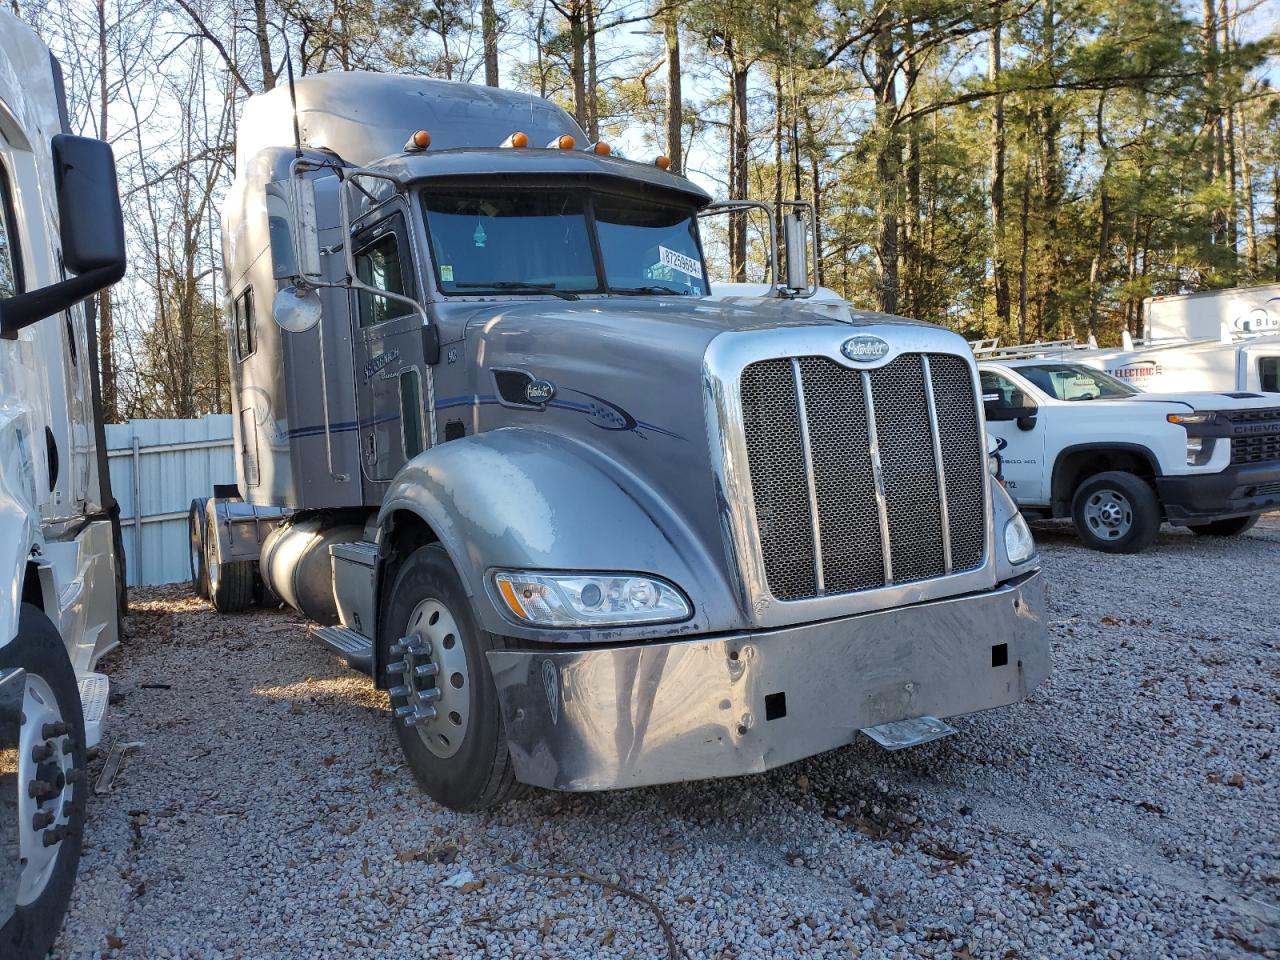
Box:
[1,604,88,960]
[1071,470,1160,554]
[188,498,209,599]
[379,544,522,811]
[1187,513,1261,537]
[205,512,254,614]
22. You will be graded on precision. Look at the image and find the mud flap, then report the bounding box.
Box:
[860,715,957,751]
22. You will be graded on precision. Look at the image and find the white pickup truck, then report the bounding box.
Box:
[978,359,1280,552]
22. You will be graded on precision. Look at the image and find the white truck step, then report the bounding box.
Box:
[76,672,109,749]
[860,715,956,751]
[312,626,373,675]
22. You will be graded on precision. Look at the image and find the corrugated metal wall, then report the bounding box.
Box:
[106,416,235,587]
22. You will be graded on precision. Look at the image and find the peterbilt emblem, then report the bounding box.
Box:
[841,335,890,363]
[541,659,559,725]
[525,378,555,405]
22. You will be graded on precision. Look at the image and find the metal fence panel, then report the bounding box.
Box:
[106,416,235,587]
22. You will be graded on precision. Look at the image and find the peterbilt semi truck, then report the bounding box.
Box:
[191,72,1048,811]
[0,13,128,960]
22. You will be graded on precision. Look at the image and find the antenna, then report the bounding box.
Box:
[285,45,303,160]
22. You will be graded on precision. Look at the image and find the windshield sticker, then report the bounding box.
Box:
[659,245,703,280]
[440,265,454,282]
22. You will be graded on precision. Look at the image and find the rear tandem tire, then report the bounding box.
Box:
[1187,513,1260,537]
[0,605,89,960]
[188,498,209,599]
[379,544,523,812]
[1071,470,1160,554]
[205,511,254,614]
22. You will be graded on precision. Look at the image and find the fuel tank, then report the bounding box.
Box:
[260,516,366,625]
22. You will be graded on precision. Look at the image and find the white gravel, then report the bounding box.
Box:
[53,515,1279,959]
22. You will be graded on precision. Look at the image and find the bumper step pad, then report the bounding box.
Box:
[860,715,957,751]
[312,626,373,675]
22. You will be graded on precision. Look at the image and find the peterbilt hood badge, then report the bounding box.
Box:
[841,335,890,363]
[525,378,555,405]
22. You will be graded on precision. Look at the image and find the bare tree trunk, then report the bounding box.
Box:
[664,16,682,173]
[1037,0,1060,337]
[1017,152,1031,342]
[97,0,116,421]
[902,33,920,318]
[727,34,749,282]
[810,150,823,286]
[1239,104,1258,274]
[872,17,899,315]
[586,0,598,140]
[989,12,1009,328]
[254,0,274,90]
[773,65,783,247]
[1204,0,1225,248]
[1086,182,1111,340]
[1220,0,1237,273]
[482,0,500,86]
[569,0,587,130]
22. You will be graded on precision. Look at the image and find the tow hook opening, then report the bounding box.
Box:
[991,643,1009,668]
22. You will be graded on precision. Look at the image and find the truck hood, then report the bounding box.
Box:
[1124,390,1280,412]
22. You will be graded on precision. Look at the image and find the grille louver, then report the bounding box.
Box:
[739,352,986,602]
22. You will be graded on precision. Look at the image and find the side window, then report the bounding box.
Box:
[354,214,415,327]
[0,160,22,299]
[399,369,425,459]
[1260,357,1278,393]
[233,288,255,361]
[980,370,1033,410]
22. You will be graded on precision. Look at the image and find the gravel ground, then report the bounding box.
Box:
[53,515,1279,959]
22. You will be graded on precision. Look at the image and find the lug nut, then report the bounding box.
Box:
[65,769,85,784]
[32,811,54,829]
[61,738,79,755]
[85,746,101,762]
[414,663,439,679]
[41,721,71,739]
[393,704,417,719]
[31,744,53,763]
[387,685,410,699]
[416,687,442,703]
[42,825,69,847]
[28,780,56,800]
[386,660,407,675]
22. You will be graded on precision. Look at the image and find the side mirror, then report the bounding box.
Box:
[783,210,809,292]
[0,135,126,335]
[984,402,1038,425]
[266,174,321,283]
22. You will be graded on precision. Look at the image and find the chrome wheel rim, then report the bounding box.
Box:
[16,674,75,906]
[388,598,470,759]
[1084,489,1133,540]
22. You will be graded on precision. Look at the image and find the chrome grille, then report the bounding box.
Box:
[739,352,986,601]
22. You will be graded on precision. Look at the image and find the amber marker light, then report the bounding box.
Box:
[557,134,576,150]
[655,155,672,170]
[404,129,431,151]
[497,578,528,619]
[502,131,529,148]
[592,141,612,155]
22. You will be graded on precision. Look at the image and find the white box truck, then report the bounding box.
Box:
[0,14,128,960]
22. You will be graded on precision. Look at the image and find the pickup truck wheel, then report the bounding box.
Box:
[380,544,522,812]
[1,604,88,960]
[1071,471,1159,554]
[205,512,254,613]
[188,498,209,599]
[1187,514,1260,537]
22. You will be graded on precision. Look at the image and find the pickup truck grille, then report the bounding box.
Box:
[1226,407,1280,465]
[739,353,986,602]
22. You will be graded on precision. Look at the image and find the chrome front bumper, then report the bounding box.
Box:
[487,569,1048,791]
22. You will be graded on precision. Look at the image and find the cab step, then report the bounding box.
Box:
[312,626,373,675]
[859,715,956,751]
[76,672,109,749]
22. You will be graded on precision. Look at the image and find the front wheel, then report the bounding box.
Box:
[380,544,522,811]
[1071,470,1160,554]
[1187,513,1260,537]
[1,604,89,960]
[188,498,209,599]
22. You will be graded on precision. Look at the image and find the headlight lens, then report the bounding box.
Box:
[1004,514,1036,565]
[493,571,692,627]
[1185,436,1214,466]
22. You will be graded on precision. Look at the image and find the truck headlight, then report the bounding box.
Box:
[1185,436,1214,466]
[1004,514,1036,565]
[493,571,692,627]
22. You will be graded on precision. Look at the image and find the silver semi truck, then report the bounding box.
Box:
[192,72,1049,811]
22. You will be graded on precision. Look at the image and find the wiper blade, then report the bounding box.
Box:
[608,285,686,296]
[454,281,580,301]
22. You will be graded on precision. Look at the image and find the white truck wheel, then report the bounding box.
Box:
[1071,471,1160,554]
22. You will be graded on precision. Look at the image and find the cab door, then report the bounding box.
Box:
[350,210,430,483]
[980,369,1047,504]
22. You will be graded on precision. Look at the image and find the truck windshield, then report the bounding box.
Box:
[1018,363,1139,400]
[420,187,708,297]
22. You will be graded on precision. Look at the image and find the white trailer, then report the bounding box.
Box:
[1144,282,1280,340]
[0,14,127,960]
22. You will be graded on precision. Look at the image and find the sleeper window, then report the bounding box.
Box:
[233,288,255,360]
[1260,357,1278,393]
[0,162,20,299]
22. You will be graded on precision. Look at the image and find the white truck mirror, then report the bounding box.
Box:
[272,284,322,333]
[783,211,808,292]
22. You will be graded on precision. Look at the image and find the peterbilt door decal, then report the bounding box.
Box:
[434,390,685,441]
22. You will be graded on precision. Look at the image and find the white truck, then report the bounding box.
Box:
[0,14,127,960]
[978,358,1280,552]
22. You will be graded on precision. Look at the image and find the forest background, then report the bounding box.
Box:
[14,0,1280,418]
